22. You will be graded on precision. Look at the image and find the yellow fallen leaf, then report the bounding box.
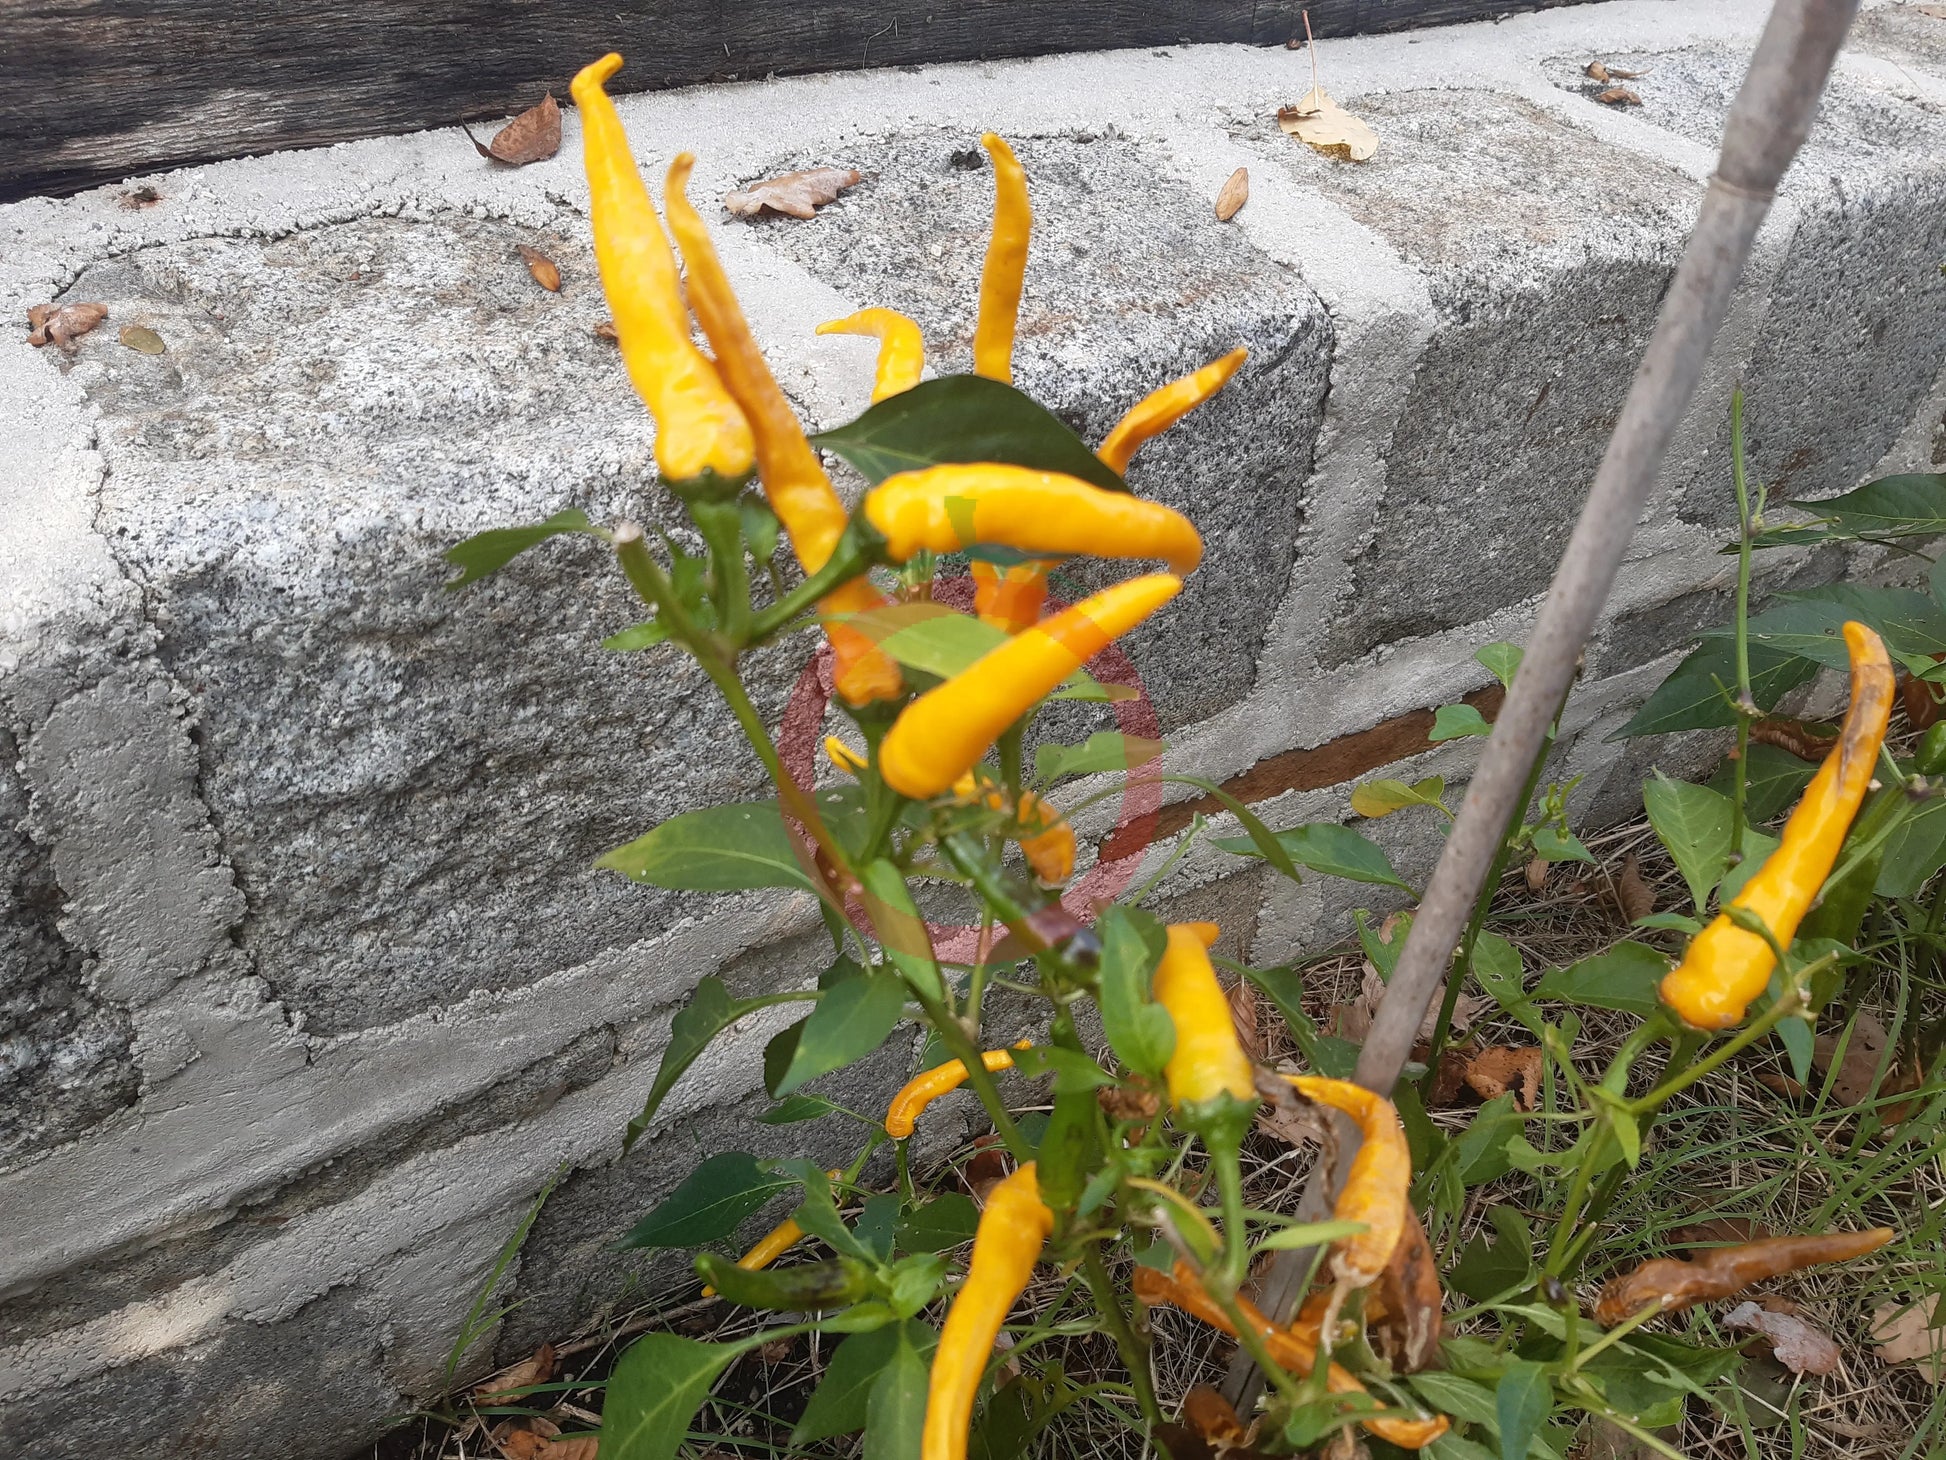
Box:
[118,325,167,355]
[1873,1301,1946,1382]
[1277,87,1378,163]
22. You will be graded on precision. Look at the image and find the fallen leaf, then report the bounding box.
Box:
[26,301,108,349]
[1463,1046,1543,1111]
[118,325,166,355]
[1214,167,1250,222]
[1596,86,1643,107]
[1254,1067,1330,1147]
[594,319,619,341]
[492,1423,554,1460]
[1421,1045,1471,1108]
[1277,87,1379,163]
[1812,1013,1888,1107]
[547,1439,599,1460]
[516,245,562,292]
[1873,1300,1946,1381]
[1751,717,1838,761]
[1100,1079,1162,1122]
[1336,960,1487,1046]
[1594,1229,1894,1326]
[758,1336,794,1363]
[1615,852,1655,924]
[468,94,562,166]
[1524,857,1548,893]
[1725,1301,1842,1375]
[1756,1071,1808,1098]
[1229,977,1263,1062]
[473,1342,556,1405]
[1586,61,1647,81]
[965,1148,1010,1203]
[723,166,862,220]
[1586,61,1611,81]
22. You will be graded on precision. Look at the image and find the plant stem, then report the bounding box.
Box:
[1081,1246,1163,1431]
[1625,983,1817,1115]
[744,523,882,642]
[909,980,1032,1163]
[1213,1143,1251,1292]
[1729,386,1757,858]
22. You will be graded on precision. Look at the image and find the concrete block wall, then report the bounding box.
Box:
[2,2,1942,1453]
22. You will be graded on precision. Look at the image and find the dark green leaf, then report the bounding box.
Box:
[602,620,672,652]
[600,1331,738,1460]
[1095,905,1175,1076]
[1212,822,1411,891]
[1410,1372,1502,1429]
[1451,1206,1533,1301]
[1614,638,1817,738]
[886,1253,949,1317]
[777,969,907,1095]
[1357,910,1413,981]
[1471,932,1539,1034]
[1161,775,1304,883]
[794,1325,902,1443]
[740,497,781,561]
[443,508,595,589]
[1495,1361,1550,1460]
[1012,1044,1116,1092]
[814,373,1126,493]
[895,1193,981,1253]
[627,977,760,1152]
[1431,704,1494,741]
[1456,1094,1522,1186]
[764,1020,806,1098]
[859,860,946,1002]
[1477,642,1524,691]
[620,1153,795,1249]
[758,1094,840,1125]
[1643,772,1732,914]
[1786,473,1946,538]
[864,1320,935,1460]
[775,1159,874,1261]
[1878,793,1946,898]
[1034,731,1162,784]
[1534,943,1670,1016]
[1708,742,1816,824]
[854,1194,901,1261]
[598,800,812,893]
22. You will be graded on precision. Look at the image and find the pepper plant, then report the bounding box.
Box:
[444,51,1925,1460]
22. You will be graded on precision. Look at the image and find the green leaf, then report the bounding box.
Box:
[1211,822,1412,891]
[1431,703,1494,741]
[1716,826,1779,905]
[777,969,908,1095]
[1614,638,1818,738]
[598,799,812,893]
[1633,911,1703,934]
[775,1160,874,1261]
[1351,775,1447,819]
[794,1325,902,1442]
[1411,1371,1503,1430]
[1455,1094,1522,1186]
[757,1094,840,1125]
[1704,587,1946,671]
[1597,1092,1642,1168]
[1529,826,1594,865]
[600,1331,738,1460]
[1241,963,1307,1035]
[854,1193,901,1261]
[626,977,762,1152]
[1471,931,1537,1032]
[1878,794,1946,898]
[864,1320,935,1460]
[1786,472,1946,538]
[1095,905,1175,1076]
[895,1193,981,1253]
[1708,741,1816,824]
[1357,909,1413,981]
[1495,1361,1551,1460]
[1450,1206,1533,1301]
[443,508,595,589]
[1255,1217,1372,1251]
[1477,642,1525,691]
[1643,772,1732,914]
[602,620,673,652]
[1163,775,1305,883]
[844,601,1114,701]
[814,373,1126,494]
[1034,731,1162,784]
[1012,1044,1116,1092]
[619,1153,795,1249]
[740,497,781,562]
[764,1019,806,1097]
[886,1253,949,1317]
[858,860,945,1002]
[1533,943,1671,1016]
[1429,1434,1500,1460]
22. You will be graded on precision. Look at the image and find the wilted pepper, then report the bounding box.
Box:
[661,155,902,704]
[879,573,1183,799]
[1154,922,1256,1113]
[1284,1075,1411,1290]
[570,56,754,484]
[1132,1262,1448,1449]
[1662,621,1894,1030]
[864,464,1203,575]
[970,558,1056,635]
[885,1043,1032,1138]
[692,1251,875,1311]
[972,133,1030,384]
[817,308,926,402]
[923,1163,1051,1460]
[1593,1228,1893,1327]
[1097,347,1249,474]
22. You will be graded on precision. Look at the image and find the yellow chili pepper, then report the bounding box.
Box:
[970,559,1055,634]
[1285,1075,1411,1290]
[972,133,1030,384]
[816,308,927,402]
[885,1043,1030,1138]
[825,735,868,776]
[1154,922,1255,1108]
[879,573,1182,799]
[923,1163,1051,1460]
[1132,1262,1448,1449]
[865,465,1203,575]
[1098,348,1249,475]
[698,1164,846,1296]
[570,56,754,484]
[662,156,902,705]
[1661,620,1894,1031]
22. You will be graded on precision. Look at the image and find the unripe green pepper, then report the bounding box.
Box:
[691,1253,875,1311]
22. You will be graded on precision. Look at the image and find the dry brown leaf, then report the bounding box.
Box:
[965,1148,1009,1204]
[1596,86,1643,107]
[1100,1079,1161,1122]
[1615,851,1655,924]
[723,167,862,220]
[547,1439,598,1460]
[1422,1046,1471,1108]
[1873,1301,1946,1381]
[1524,857,1548,894]
[1586,61,1611,81]
[1277,87,1379,163]
[1336,959,1487,1047]
[473,1342,556,1405]
[492,1423,554,1460]
[1229,977,1263,1063]
[26,301,107,349]
[1751,717,1838,761]
[1214,167,1250,222]
[1182,1384,1251,1447]
[1812,1013,1889,1107]
[118,325,166,355]
[1585,61,1647,81]
[1254,1067,1330,1147]
[469,95,562,166]
[1725,1301,1842,1375]
[1464,1046,1543,1111]
[1672,1216,1771,1254]
[594,319,619,342]
[517,245,562,293]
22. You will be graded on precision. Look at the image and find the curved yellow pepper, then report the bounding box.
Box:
[1284,1075,1411,1290]
[972,133,1030,384]
[970,559,1055,634]
[1661,621,1894,1030]
[879,573,1182,799]
[865,465,1203,576]
[662,155,901,705]
[817,308,927,402]
[1098,347,1249,475]
[570,56,754,483]
[697,1163,846,1297]
[884,1043,1030,1138]
[923,1163,1051,1460]
[1154,922,1256,1107]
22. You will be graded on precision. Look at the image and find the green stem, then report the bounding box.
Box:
[1213,1143,1251,1292]
[998,722,1025,798]
[1081,1246,1163,1431]
[1625,982,1819,1116]
[744,521,884,642]
[1729,386,1756,858]
[690,496,751,646]
[910,981,1032,1163]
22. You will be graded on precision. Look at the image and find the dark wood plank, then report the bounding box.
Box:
[2,1,1599,201]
